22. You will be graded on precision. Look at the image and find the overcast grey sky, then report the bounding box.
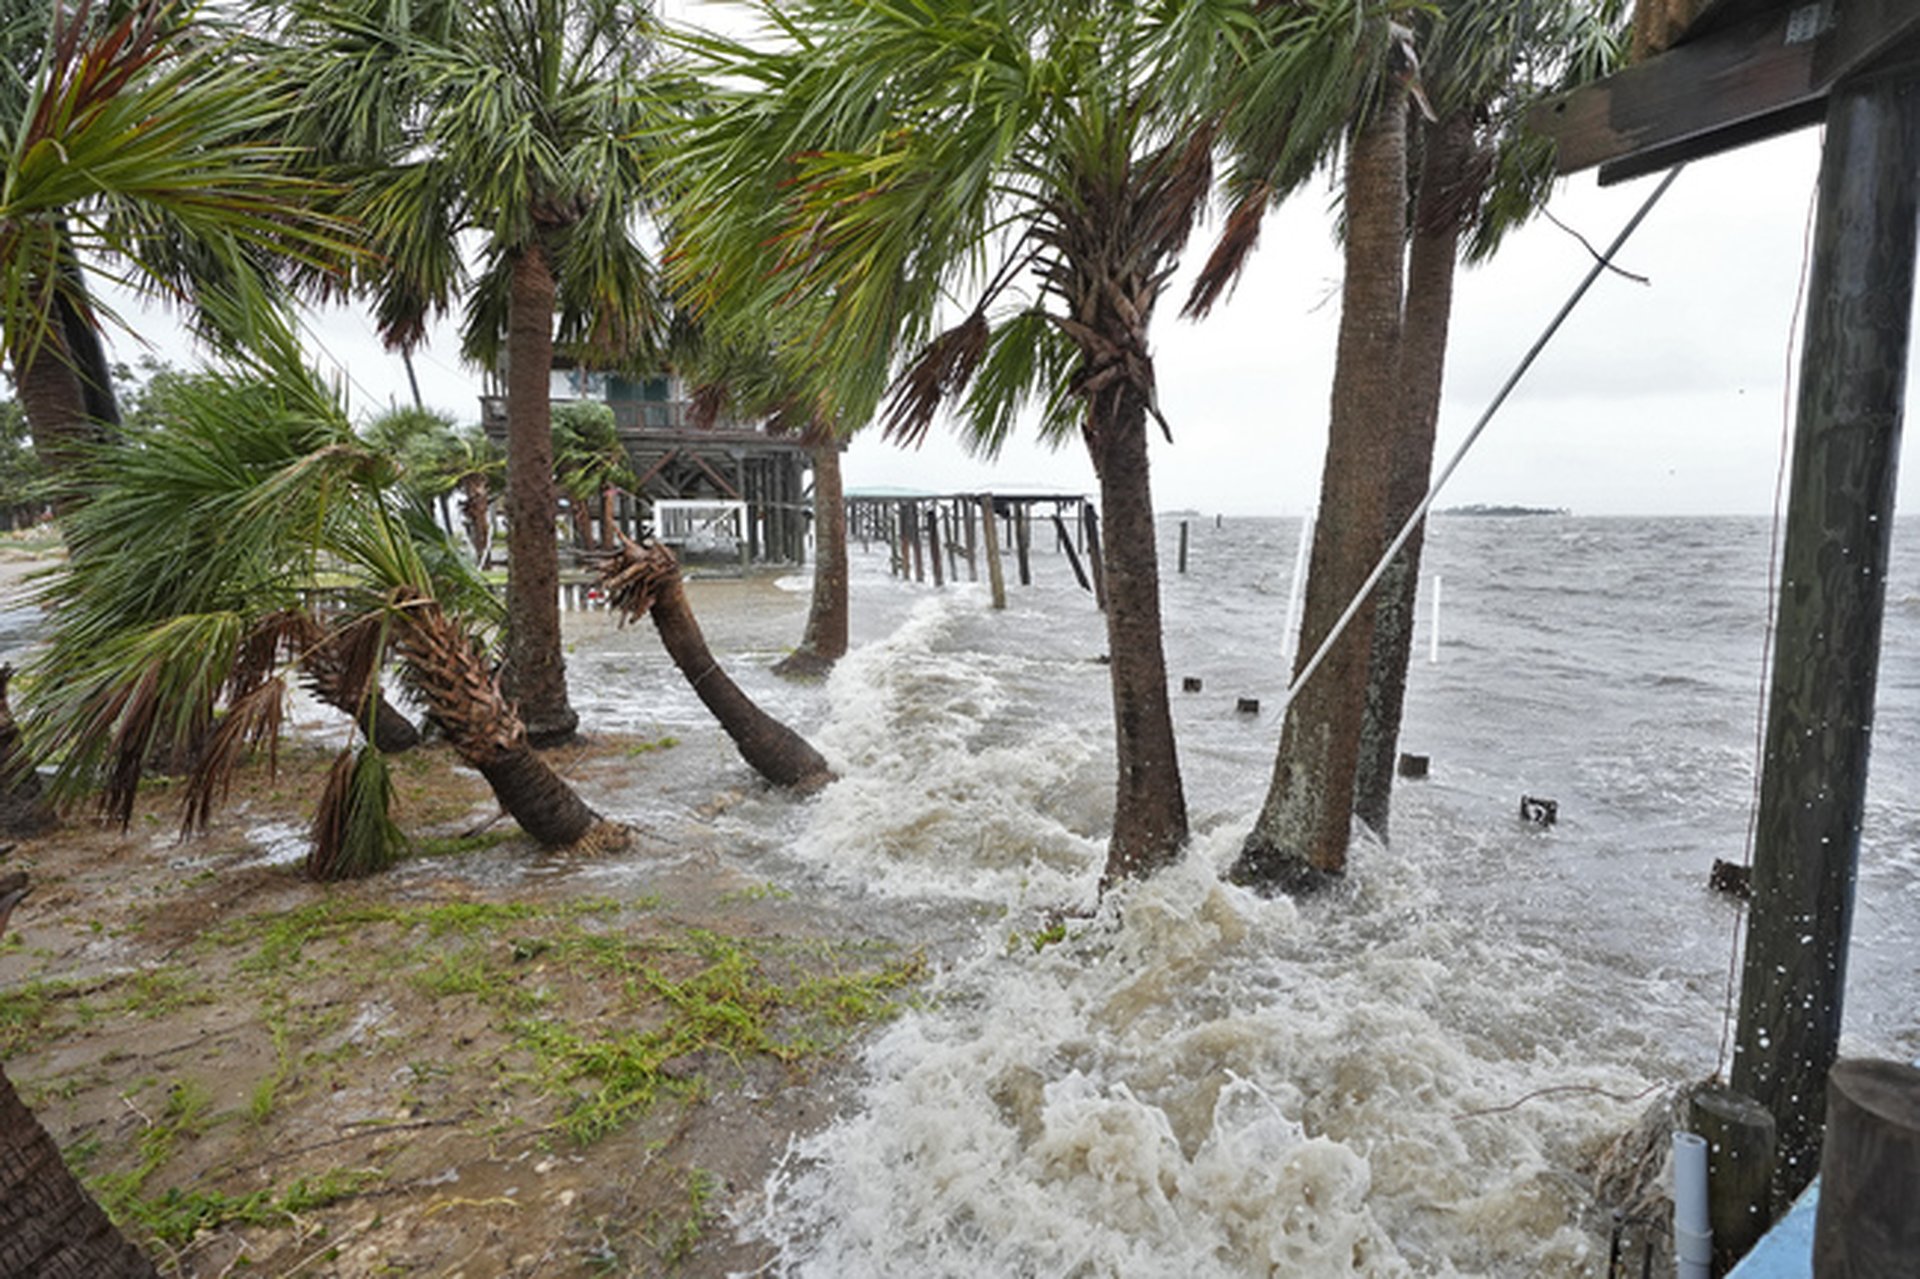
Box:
[107,14,1905,519]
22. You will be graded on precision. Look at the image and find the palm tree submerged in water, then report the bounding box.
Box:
[669,0,1352,888]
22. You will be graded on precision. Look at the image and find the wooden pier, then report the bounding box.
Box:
[845,489,1104,610]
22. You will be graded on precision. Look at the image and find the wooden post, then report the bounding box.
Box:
[1084,502,1107,613]
[1178,519,1189,574]
[1051,512,1091,593]
[965,498,979,581]
[1688,1085,1776,1275]
[908,501,926,582]
[979,495,1006,610]
[1731,73,1920,1206]
[1014,504,1032,586]
[926,507,944,587]
[896,501,911,577]
[1813,1059,1920,1277]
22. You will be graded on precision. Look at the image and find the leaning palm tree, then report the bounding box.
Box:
[669,0,1370,887]
[275,0,676,746]
[21,341,610,880]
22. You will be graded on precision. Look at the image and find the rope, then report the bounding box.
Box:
[1274,165,1686,723]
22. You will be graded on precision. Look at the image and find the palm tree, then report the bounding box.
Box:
[551,399,631,550]
[594,534,833,790]
[0,1,348,499]
[1,876,158,1277]
[1209,4,1626,889]
[21,342,609,880]
[1348,0,1626,838]
[279,0,674,747]
[668,0,1361,887]
[1213,19,1423,893]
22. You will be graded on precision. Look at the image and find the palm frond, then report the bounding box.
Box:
[308,742,406,880]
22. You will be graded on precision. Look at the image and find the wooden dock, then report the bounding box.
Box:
[845,489,1105,609]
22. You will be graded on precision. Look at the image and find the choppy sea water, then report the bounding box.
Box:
[590,514,1918,1278]
[5,515,1916,1274]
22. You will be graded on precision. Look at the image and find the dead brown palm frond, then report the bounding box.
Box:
[588,534,681,623]
[181,676,286,833]
[1136,125,1217,264]
[298,612,386,726]
[307,742,405,880]
[1183,182,1271,319]
[688,379,729,430]
[883,309,991,447]
[230,610,308,703]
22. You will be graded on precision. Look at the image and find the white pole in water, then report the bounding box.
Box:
[1283,511,1314,666]
[1429,575,1442,664]
[1672,1131,1712,1279]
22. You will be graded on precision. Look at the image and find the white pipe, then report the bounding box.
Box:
[1673,1131,1712,1279]
[1428,575,1442,664]
[1283,510,1314,668]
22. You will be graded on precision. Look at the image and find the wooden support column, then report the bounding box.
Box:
[1084,502,1107,613]
[908,501,925,582]
[1052,511,1092,593]
[965,498,979,581]
[1014,505,1032,586]
[980,495,1006,610]
[1688,1085,1777,1274]
[1731,71,1920,1206]
[926,507,944,587]
[1813,1058,1920,1276]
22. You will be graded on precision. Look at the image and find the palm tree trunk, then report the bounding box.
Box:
[1353,108,1474,839]
[460,475,491,562]
[11,327,92,516]
[0,1064,158,1279]
[390,590,602,846]
[596,538,832,789]
[500,241,578,746]
[774,440,849,678]
[0,667,50,838]
[1230,83,1408,893]
[1089,390,1189,886]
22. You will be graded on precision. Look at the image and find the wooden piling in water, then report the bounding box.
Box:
[1178,520,1189,574]
[1813,1058,1920,1277]
[980,495,1006,610]
[927,508,945,588]
[1732,75,1920,1206]
[1688,1084,1776,1274]
[965,500,979,581]
[1014,506,1032,586]
[1052,512,1092,593]
[1084,503,1107,612]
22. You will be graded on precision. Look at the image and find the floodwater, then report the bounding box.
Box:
[559,515,1917,1276]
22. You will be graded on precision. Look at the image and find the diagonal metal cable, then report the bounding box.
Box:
[1274,164,1687,721]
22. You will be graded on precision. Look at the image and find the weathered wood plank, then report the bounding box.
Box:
[1534,0,1920,180]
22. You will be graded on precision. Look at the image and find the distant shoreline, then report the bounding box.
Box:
[1434,504,1570,518]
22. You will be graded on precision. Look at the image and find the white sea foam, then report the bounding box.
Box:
[794,592,1108,903]
[748,833,1651,1276]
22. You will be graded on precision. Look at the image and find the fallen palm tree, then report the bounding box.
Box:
[592,535,832,791]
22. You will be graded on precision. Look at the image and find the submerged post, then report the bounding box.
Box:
[1178,519,1189,574]
[1731,72,1920,1206]
[1014,505,1032,586]
[1084,503,1107,613]
[927,508,944,588]
[979,495,1006,610]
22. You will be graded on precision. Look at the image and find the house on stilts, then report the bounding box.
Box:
[481,362,814,566]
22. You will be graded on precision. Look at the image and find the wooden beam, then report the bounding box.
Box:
[1533,0,1920,181]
